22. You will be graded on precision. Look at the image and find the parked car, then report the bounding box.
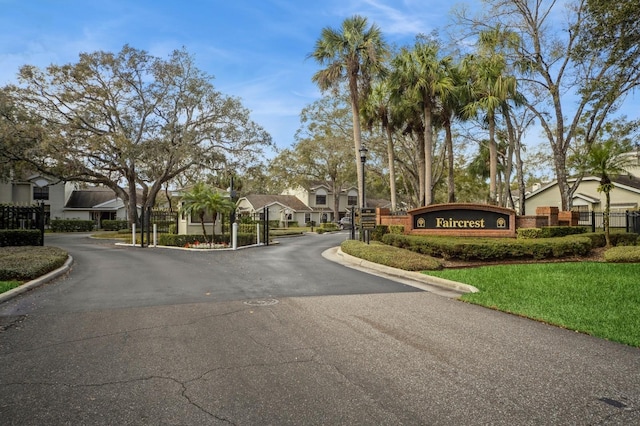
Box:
[339,216,352,230]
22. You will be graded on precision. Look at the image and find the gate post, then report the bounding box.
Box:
[264,208,269,246]
[146,207,152,247]
[39,202,45,246]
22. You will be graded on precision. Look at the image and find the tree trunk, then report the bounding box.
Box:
[515,136,526,215]
[331,178,340,222]
[385,125,398,210]
[417,131,426,207]
[604,189,611,247]
[127,174,138,226]
[552,146,572,211]
[423,101,433,206]
[445,120,455,203]
[350,102,365,209]
[488,116,497,205]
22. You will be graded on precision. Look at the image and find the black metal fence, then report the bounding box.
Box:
[628,211,640,234]
[0,204,45,245]
[577,210,640,233]
[149,209,178,234]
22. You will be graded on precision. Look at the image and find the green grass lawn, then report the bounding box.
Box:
[425,263,640,347]
[0,281,22,293]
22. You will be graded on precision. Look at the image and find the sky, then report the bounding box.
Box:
[0,0,462,156]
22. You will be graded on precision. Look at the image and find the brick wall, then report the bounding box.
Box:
[516,215,548,229]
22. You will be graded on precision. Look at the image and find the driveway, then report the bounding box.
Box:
[0,232,638,425]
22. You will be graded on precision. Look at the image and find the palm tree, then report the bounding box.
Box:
[584,140,633,247]
[361,80,398,210]
[434,60,467,203]
[389,40,454,206]
[309,15,388,209]
[205,191,235,240]
[180,183,234,244]
[180,182,213,243]
[463,28,520,206]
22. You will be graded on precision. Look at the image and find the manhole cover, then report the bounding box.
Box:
[244,299,279,307]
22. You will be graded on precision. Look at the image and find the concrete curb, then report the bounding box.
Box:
[323,247,478,295]
[0,255,74,304]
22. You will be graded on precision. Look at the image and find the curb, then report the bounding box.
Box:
[0,255,74,304]
[325,247,478,294]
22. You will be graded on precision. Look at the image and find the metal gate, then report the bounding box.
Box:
[0,203,45,246]
[628,211,640,234]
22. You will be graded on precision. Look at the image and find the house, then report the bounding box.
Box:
[525,150,640,222]
[63,187,132,226]
[236,194,312,227]
[281,182,359,224]
[1,173,74,226]
[0,172,138,228]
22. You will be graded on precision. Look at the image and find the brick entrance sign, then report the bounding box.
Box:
[378,203,517,238]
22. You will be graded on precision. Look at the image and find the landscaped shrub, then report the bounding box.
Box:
[389,225,405,234]
[0,229,42,247]
[518,226,587,239]
[157,233,256,247]
[381,234,592,261]
[0,246,68,280]
[102,219,128,231]
[610,233,639,246]
[517,228,543,239]
[539,226,587,238]
[340,240,442,271]
[50,219,94,232]
[371,225,388,241]
[582,232,639,247]
[604,246,640,263]
[320,222,339,231]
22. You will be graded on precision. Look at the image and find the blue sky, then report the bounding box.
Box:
[0,0,461,155]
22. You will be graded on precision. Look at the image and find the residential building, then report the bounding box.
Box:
[281,182,359,224]
[236,194,312,227]
[525,150,640,222]
[1,172,136,228]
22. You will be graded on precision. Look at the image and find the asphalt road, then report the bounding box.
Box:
[0,232,639,425]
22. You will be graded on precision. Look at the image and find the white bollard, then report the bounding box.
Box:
[153,224,157,247]
[256,223,260,245]
[232,222,238,250]
[132,224,136,246]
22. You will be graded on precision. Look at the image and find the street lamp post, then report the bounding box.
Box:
[359,145,368,209]
[359,145,368,242]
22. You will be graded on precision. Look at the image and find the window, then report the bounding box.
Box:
[33,186,49,201]
[347,195,357,206]
[315,189,327,205]
[304,213,311,223]
[190,210,215,224]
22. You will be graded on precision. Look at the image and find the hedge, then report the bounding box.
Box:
[518,226,587,239]
[389,225,405,235]
[50,219,94,232]
[381,234,592,261]
[371,225,388,241]
[0,229,42,247]
[102,220,128,231]
[340,240,442,271]
[581,232,639,247]
[0,246,68,281]
[157,233,257,247]
[604,246,640,263]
